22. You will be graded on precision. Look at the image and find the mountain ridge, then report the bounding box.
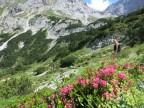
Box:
[104,0,144,15]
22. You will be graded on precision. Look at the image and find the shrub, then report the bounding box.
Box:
[53,46,70,61]
[17,61,144,108]
[60,55,76,67]
[34,67,46,75]
[0,76,32,99]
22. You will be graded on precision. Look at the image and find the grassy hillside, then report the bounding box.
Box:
[0,43,143,108]
[0,8,144,108]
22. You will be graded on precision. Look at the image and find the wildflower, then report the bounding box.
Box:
[60,87,69,95]
[113,86,117,95]
[77,76,82,81]
[70,98,74,102]
[99,79,107,87]
[50,94,55,98]
[103,92,111,99]
[85,78,89,85]
[108,67,115,75]
[79,79,85,86]
[67,84,74,91]
[32,98,35,101]
[18,103,22,108]
[123,62,131,69]
[118,73,126,80]
[51,101,54,105]
[99,65,115,76]
[93,77,99,83]
[128,80,134,86]
[47,105,52,108]
[95,72,101,78]
[44,97,47,102]
[113,63,119,68]
[93,83,98,88]
[65,103,72,108]
[58,100,62,104]
[61,98,67,103]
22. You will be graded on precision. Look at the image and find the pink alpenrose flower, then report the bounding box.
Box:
[118,73,126,80]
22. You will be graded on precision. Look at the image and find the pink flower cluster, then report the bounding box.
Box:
[99,79,107,87]
[77,76,89,86]
[103,85,118,99]
[128,80,134,86]
[91,65,116,88]
[103,92,112,99]
[118,73,126,80]
[93,77,99,88]
[47,105,52,108]
[60,84,74,95]
[65,103,72,108]
[123,62,131,69]
[99,65,116,76]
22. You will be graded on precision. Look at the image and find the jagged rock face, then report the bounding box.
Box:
[0,0,105,35]
[104,0,144,15]
[1,14,85,39]
[30,15,85,39]
[51,0,103,24]
[5,0,103,23]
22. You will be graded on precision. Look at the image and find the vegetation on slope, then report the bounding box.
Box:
[0,8,144,108]
[0,43,143,108]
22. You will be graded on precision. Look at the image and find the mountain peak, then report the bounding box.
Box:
[104,0,144,15]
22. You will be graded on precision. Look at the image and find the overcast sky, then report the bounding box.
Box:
[84,0,119,11]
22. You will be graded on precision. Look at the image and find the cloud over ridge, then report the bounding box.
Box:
[87,0,111,11]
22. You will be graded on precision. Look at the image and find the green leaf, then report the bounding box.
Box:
[78,97,84,103]
[93,89,98,95]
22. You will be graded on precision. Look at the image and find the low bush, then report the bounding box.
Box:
[60,55,76,67]
[0,76,32,99]
[16,61,144,108]
[34,67,46,75]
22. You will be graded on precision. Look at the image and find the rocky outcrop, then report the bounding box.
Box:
[3,0,105,24]
[87,32,125,50]
[0,0,106,35]
[1,13,85,38]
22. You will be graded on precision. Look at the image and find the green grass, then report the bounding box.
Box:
[0,42,143,107]
[0,7,4,15]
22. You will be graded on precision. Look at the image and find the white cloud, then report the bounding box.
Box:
[87,0,111,11]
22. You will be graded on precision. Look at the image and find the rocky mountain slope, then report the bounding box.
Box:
[104,0,144,15]
[0,0,106,35]
[0,1,144,107]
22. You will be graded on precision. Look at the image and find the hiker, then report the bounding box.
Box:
[113,39,121,57]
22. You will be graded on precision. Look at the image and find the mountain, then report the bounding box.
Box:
[104,0,144,15]
[0,0,144,107]
[0,8,144,107]
[0,0,109,36]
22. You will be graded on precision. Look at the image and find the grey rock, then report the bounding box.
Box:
[87,32,125,50]
[104,0,144,15]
